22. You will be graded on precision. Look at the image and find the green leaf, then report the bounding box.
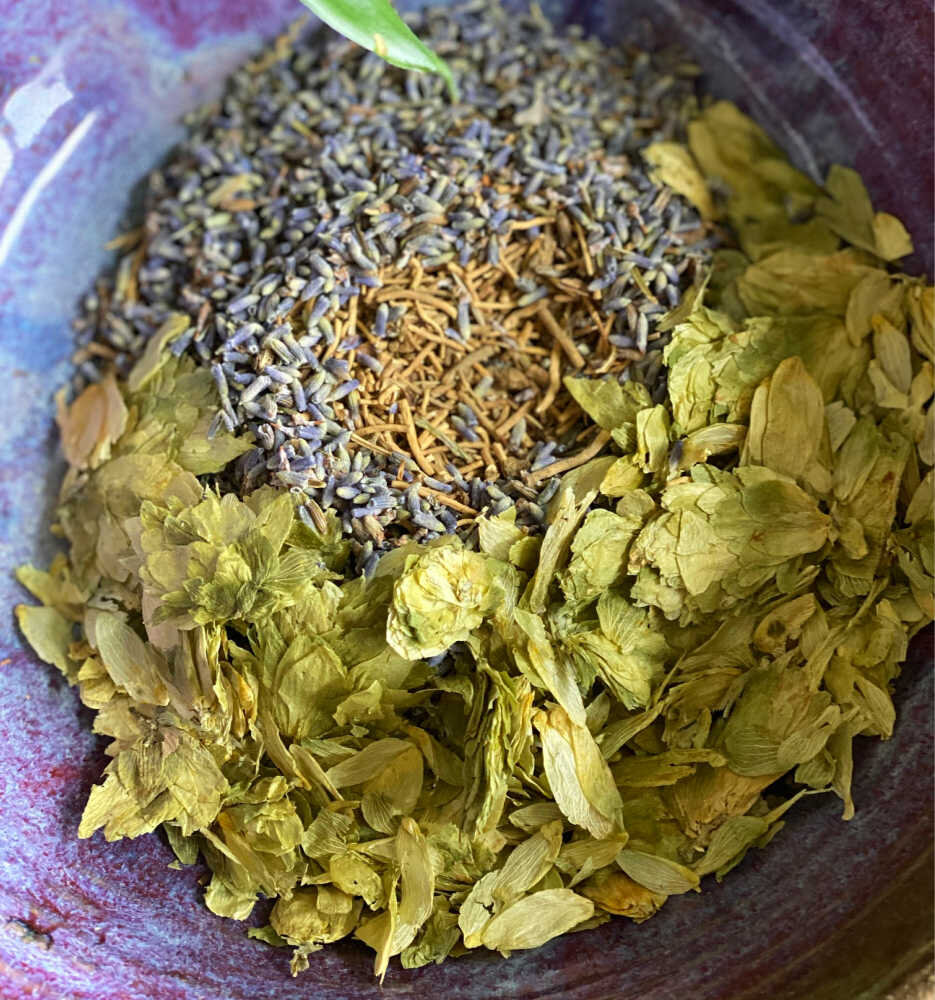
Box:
[524,486,594,613]
[480,889,594,954]
[298,0,457,98]
[86,609,171,705]
[616,849,700,895]
[692,815,770,878]
[721,662,841,776]
[872,213,913,261]
[564,376,651,431]
[127,314,190,393]
[643,142,715,219]
[401,898,460,968]
[816,165,914,261]
[509,608,587,726]
[560,509,641,605]
[534,705,624,840]
[15,605,75,677]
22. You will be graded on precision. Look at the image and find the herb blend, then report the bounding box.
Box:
[72,1,715,562]
[15,0,934,982]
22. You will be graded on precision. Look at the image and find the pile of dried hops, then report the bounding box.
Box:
[72,1,716,567]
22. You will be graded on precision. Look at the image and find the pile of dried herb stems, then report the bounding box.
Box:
[17,0,933,982]
[74,1,715,570]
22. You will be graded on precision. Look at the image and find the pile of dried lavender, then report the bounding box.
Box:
[73,0,719,565]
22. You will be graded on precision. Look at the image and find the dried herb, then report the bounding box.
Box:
[14,8,932,984]
[69,1,714,564]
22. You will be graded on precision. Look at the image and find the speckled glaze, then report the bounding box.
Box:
[0,3,931,998]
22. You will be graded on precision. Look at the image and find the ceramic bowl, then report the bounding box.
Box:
[0,2,931,998]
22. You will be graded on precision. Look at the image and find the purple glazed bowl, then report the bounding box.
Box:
[0,2,932,999]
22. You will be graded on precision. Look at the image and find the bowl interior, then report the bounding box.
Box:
[0,2,931,998]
